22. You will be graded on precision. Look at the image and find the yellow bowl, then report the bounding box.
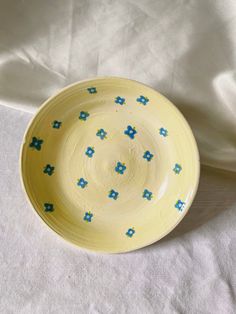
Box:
[20,77,200,253]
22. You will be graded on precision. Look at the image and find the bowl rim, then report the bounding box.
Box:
[19,76,200,253]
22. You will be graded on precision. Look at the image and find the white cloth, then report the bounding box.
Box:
[0,1,236,313]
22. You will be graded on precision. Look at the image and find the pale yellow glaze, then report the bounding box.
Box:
[20,77,200,253]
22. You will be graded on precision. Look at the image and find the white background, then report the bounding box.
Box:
[0,0,236,313]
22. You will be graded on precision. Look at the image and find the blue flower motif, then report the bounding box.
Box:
[43,164,55,176]
[143,150,154,162]
[77,178,88,189]
[85,147,95,158]
[115,96,125,105]
[52,120,62,129]
[44,203,54,212]
[175,200,185,211]
[159,127,168,137]
[96,128,107,140]
[137,95,149,105]
[124,125,137,139]
[143,189,153,200]
[173,163,182,174]
[108,189,119,200]
[87,87,97,94]
[126,228,135,238]
[84,211,93,222]
[29,137,43,151]
[115,162,126,175]
[79,111,90,121]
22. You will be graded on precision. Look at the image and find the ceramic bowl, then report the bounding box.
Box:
[20,77,200,253]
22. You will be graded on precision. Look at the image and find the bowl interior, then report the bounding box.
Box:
[21,77,199,253]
